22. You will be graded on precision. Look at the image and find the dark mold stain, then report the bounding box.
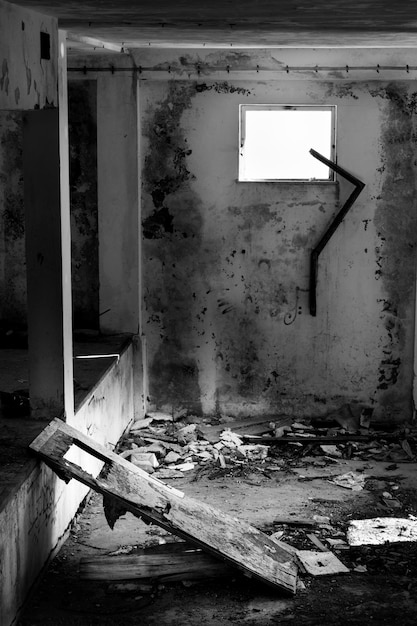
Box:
[377,356,401,390]
[14,87,20,105]
[150,339,202,414]
[325,83,359,100]
[228,203,275,229]
[143,82,205,411]
[373,83,417,414]
[143,82,196,241]
[370,84,417,117]
[205,51,254,69]
[195,82,251,96]
[215,313,265,401]
[0,112,26,324]
[26,67,31,95]
[142,205,174,239]
[0,119,24,240]
[177,51,254,74]
[0,59,9,94]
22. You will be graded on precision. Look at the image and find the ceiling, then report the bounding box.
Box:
[11,1,417,48]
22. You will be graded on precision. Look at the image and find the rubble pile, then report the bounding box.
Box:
[119,409,417,477]
[120,413,271,478]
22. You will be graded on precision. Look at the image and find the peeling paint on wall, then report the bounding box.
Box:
[0,2,58,110]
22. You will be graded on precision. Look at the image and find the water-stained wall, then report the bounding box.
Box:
[140,64,417,421]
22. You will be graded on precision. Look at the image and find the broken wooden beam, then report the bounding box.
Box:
[198,416,291,442]
[242,434,402,444]
[29,418,298,594]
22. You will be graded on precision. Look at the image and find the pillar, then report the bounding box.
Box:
[22,32,74,419]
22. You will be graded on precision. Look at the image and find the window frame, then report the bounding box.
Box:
[238,104,337,183]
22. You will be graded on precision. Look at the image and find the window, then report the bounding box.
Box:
[239,105,336,182]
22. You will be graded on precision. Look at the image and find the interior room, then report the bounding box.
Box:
[1,1,417,624]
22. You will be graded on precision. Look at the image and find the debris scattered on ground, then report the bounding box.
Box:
[320,444,343,458]
[130,417,154,431]
[146,412,173,422]
[23,403,417,624]
[121,410,417,482]
[329,470,369,491]
[347,516,417,546]
[81,409,417,592]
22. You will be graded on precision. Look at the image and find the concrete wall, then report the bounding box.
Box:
[0,83,99,331]
[0,341,135,626]
[135,49,417,422]
[97,74,140,334]
[0,111,26,328]
[0,0,58,111]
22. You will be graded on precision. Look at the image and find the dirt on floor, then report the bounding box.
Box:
[19,413,417,625]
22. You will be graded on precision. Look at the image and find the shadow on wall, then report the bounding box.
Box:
[68,80,99,330]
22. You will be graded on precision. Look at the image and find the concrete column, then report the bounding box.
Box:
[58,31,74,421]
[97,74,140,334]
[22,32,74,419]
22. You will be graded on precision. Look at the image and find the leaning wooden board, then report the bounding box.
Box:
[29,418,297,594]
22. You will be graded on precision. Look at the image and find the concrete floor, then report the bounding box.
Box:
[18,438,417,625]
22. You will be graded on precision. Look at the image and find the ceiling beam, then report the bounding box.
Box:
[67,32,127,53]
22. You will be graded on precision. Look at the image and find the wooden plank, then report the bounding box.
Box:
[29,418,297,594]
[80,543,233,582]
[243,434,400,444]
[296,550,349,576]
[199,416,291,442]
[268,518,318,528]
[306,533,329,552]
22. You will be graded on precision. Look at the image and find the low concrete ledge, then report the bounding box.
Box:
[0,337,138,626]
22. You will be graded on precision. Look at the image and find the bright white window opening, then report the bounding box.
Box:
[239,105,336,182]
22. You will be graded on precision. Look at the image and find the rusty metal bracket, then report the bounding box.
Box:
[309,149,365,316]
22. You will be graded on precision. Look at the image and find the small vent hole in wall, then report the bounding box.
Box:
[40,31,51,60]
